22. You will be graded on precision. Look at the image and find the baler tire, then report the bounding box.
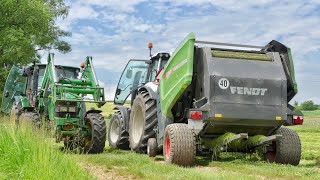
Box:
[19,111,41,128]
[108,111,130,150]
[129,91,157,153]
[147,138,158,157]
[163,123,196,166]
[84,113,106,154]
[265,127,301,166]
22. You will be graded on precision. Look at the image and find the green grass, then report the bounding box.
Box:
[0,119,92,180]
[74,103,320,179]
[1,104,319,179]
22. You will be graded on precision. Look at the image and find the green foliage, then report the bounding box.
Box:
[0,121,92,179]
[300,100,318,111]
[0,0,71,107]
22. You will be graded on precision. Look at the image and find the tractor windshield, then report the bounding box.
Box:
[55,66,79,79]
[114,60,148,105]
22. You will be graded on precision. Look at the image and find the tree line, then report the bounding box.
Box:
[294,100,319,111]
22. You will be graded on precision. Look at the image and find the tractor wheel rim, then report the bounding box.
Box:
[110,118,120,143]
[165,136,170,159]
[132,105,144,144]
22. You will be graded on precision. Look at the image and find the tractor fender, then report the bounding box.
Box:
[84,109,102,118]
[113,106,131,132]
[139,82,158,99]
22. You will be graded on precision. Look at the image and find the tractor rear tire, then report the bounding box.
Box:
[147,138,157,157]
[129,91,157,153]
[163,123,196,166]
[108,111,129,150]
[19,111,40,128]
[84,113,106,154]
[264,127,301,166]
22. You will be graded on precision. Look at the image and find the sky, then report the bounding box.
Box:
[45,0,320,103]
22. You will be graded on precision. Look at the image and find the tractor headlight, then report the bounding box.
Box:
[60,106,68,112]
[68,107,76,112]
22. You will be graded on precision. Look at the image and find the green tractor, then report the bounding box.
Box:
[1,53,106,153]
[109,33,304,166]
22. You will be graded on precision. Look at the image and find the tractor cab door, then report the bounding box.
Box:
[1,65,27,113]
[114,60,148,105]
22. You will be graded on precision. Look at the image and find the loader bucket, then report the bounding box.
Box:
[160,33,195,118]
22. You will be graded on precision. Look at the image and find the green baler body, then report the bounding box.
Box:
[160,33,195,118]
[159,32,298,124]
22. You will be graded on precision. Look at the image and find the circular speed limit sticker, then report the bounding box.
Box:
[218,78,230,89]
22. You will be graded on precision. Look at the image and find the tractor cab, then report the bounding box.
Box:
[114,52,170,105]
[1,63,80,113]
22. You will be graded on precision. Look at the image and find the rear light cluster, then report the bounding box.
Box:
[189,111,202,120]
[293,115,304,125]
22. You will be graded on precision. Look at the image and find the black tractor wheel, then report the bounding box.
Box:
[147,138,157,157]
[129,91,157,153]
[264,127,301,166]
[19,111,40,128]
[108,111,129,150]
[83,113,106,154]
[163,123,196,166]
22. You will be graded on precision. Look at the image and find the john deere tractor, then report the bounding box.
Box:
[1,53,106,153]
[109,33,303,166]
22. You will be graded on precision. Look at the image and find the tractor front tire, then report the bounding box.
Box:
[129,91,157,153]
[163,124,196,166]
[264,127,301,166]
[84,113,106,154]
[108,111,129,150]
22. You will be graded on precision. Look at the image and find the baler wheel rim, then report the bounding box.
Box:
[265,141,276,161]
[165,136,171,159]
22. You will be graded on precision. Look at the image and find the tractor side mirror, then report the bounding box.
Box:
[126,69,132,79]
[116,88,121,95]
[4,90,9,98]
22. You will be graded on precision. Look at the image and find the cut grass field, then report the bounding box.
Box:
[0,103,319,179]
[78,103,320,179]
